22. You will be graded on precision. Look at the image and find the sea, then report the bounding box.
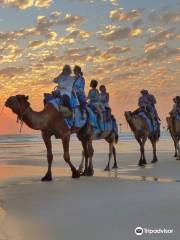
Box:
[0,131,173,166]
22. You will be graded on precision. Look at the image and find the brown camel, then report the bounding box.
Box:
[5,95,94,181]
[166,117,180,160]
[79,130,119,173]
[124,111,160,166]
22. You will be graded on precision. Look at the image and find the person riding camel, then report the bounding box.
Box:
[170,96,180,117]
[138,90,160,122]
[53,65,75,110]
[73,65,86,117]
[87,80,104,119]
[99,85,111,120]
[99,85,109,108]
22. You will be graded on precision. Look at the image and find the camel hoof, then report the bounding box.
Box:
[78,165,84,173]
[151,159,158,164]
[104,166,110,171]
[72,170,81,179]
[87,168,94,176]
[138,162,145,167]
[81,170,88,176]
[176,157,180,161]
[41,174,52,182]
[112,164,118,169]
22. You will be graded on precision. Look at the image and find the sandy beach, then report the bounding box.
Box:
[0,134,180,240]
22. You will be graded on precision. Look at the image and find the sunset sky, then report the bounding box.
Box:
[0,0,179,134]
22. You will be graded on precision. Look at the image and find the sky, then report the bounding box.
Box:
[0,0,179,134]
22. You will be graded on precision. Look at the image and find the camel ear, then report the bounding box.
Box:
[25,96,29,100]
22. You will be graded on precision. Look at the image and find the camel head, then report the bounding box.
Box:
[5,95,30,115]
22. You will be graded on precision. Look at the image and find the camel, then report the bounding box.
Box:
[166,117,180,160]
[124,111,160,166]
[5,95,94,181]
[79,130,119,173]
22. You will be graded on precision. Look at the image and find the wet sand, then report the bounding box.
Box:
[0,138,180,240]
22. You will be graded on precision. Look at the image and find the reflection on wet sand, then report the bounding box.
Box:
[0,164,177,185]
[94,168,177,183]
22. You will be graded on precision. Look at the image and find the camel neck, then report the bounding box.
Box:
[22,107,47,130]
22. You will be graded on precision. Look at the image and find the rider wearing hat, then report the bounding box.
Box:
[138,89,160,121]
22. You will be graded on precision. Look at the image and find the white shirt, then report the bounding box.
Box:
[57,75,75,97]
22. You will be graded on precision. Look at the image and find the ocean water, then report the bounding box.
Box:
[0,131,171,143]
[0,132,174,168]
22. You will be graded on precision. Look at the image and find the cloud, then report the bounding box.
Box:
[147,28,177,43]
[99,26,142,41]
[34,0,52,8]
[0,67,26,78]
[104,46,130,54]
[0,12,84,44]
[149,10,180,24]
[109,8,141,21]
[132,19,143,27]
[28,40,45,49]
[60,14,84,25]
[0,42,22,63]
[0,0,52,9]
[144,42,180,61]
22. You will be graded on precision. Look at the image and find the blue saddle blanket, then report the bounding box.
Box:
[45,95,117,134]
[47,97,86,128]
[138,111,159,133]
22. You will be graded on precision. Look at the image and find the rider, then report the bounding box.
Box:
[170,96,180,117]
[53,65,75,110]
[138,89,160,121]
[99,85,109,108]
[99,85,111,120]
[88,80,104,119]
[73,65,86,117]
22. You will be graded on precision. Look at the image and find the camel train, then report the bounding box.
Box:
[4,66,180,180]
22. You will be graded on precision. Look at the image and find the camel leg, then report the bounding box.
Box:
[78,151,85,174]
[151,139,158,163]
[141,136,147,165]
[176,139,180,160]
[112,146,118,169]
[62,137,80,178]
[81,141,89,176]
[135,137,146,166]
[87,139,94,176]
[41,132,53,181]
[173,140,178,157]
[104,142,113,171]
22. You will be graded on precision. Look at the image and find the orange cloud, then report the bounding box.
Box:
[0,0,52,9]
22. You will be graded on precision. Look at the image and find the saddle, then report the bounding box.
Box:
[44,93,72,118]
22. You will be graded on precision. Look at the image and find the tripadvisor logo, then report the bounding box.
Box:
[135,226,173,236]
[135,227,143,236]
